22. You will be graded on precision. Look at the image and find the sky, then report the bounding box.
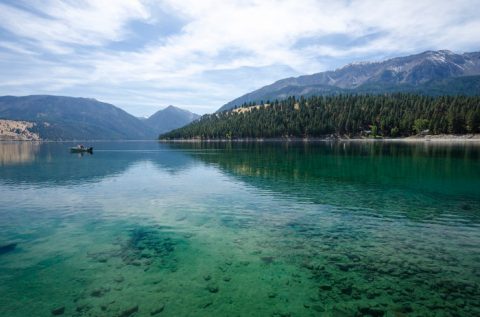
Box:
[0,0,479,116]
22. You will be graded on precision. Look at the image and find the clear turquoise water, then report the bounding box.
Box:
[0,141,479,317]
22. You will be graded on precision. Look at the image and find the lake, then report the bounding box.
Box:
[0,141,479,317]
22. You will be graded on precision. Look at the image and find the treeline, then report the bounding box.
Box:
[160,94,480,139]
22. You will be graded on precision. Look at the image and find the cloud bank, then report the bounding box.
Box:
[0,0,479,115]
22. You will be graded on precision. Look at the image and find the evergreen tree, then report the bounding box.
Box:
[160,94,480,139]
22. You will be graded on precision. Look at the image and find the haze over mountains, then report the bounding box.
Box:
[0,96,198,140]
[218,50,480,112]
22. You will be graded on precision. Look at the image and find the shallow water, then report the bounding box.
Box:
[0,141,479,317]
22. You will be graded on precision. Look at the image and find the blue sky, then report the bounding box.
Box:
[0,0,479,116]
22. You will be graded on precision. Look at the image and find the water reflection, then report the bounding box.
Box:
[168,141,480,221]
[0,142,40,166]
[1,141,479,222]
[0,142,196,186]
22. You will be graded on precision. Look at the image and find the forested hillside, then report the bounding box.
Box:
[161,94,480,139]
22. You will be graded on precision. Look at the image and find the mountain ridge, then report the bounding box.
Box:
[0,95,199,140]
[218,50,480,112]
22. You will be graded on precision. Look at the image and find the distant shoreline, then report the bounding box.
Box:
[2,135,480,143]
[160,134,480,143]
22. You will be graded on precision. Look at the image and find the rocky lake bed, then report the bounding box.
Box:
[0,141,479,316]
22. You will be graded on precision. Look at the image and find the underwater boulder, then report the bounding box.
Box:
[0,242,17,255]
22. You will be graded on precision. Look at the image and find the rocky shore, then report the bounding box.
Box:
[0,119,40,141]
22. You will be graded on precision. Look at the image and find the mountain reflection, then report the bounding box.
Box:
[2,141,479,222]
[167,141,480,220]
[0,142,196,186]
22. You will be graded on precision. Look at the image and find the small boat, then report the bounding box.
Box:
[70,146,93,153]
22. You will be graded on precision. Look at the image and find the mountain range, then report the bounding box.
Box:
[2,50,480,140]
[0,95,198,140]
[218,50,480,112]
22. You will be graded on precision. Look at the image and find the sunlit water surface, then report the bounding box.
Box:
[0,141,479,317]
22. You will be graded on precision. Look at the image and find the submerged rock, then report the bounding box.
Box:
[302,262,315,270]
[341,286,353,295]
[118,305,139,317]
[150,304,165,315]
[130,260,143,266]
[337,263,353,272]
[51,306,65,315]
[319,285,332,291]
[261,256,275,264]
[398,305,414,313]
[366,290,380,299]
[75,304,92,313]
[206,284,219,293]
[223,276,231,282]
[87,251,114,263]
[461,203,472,211]
[114,276,125,283]
[90,287,110,297]
[201,301,213,309]
[0,242,17,255]
[96,256,109,263]
[346,253,361,262]
[358,306,385,317]
[331,306,352,317]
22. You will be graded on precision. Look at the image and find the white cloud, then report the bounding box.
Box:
[0,0,479,115]
[0,0,150,51]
